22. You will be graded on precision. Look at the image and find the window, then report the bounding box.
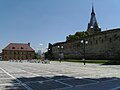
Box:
[14,52,16,54]
[11,51,14,54]
[26,56,28,59]
[12,47,15,49]
[24,52,26,54]
[9,57,11,59]
[21,47,23,49]
[18,57,19,59]
[21,57,23,60]
[5,56,7,59]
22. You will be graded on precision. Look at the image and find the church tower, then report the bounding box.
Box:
[87,4,101,35]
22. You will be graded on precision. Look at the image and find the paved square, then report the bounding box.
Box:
[26,80,69,90]
[0,61,120,90]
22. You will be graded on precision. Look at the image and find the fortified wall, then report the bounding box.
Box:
[51,29,120,60]
[49,5,120,60]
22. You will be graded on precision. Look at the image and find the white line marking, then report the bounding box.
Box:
[12,66,73,89]
[0,67,33,90]
[9,63,120,90]
[55,80,73,87]
[0,83,19,86]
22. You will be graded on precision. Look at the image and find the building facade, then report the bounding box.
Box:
[2,43,35,60]
[49,5,120,60]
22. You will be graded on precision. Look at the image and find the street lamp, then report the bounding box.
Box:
[81,39,88,65]
[47,48,51,60]
[57,45,64,63]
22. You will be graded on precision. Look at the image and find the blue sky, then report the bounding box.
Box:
[0,0,120,52]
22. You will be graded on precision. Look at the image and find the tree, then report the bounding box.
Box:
[34,53,41,59]
[66,31,89,41]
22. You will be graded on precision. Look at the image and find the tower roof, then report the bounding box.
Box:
[87,4,101,35]
[88,4,99,29]
[91,4,95,15]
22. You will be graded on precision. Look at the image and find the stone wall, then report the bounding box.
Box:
[51,28,120,60]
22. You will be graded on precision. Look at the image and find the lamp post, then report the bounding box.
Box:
[47,48,51,60]
[81,39,88,65]
[57,45,64,63]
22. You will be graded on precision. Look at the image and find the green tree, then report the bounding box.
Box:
[66,31,89,41]
[34,53,41,59]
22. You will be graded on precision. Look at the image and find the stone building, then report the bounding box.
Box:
[2,43,35,60]
[49,5,120,60]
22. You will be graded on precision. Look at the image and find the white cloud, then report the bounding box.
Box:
[39,43,43,46]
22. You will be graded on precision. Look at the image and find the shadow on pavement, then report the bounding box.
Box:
[4,75,120,90]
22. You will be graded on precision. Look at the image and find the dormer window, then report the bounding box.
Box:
[21,47,23,49]
[12,47,15,49]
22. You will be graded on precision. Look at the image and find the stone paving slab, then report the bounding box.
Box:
[86,77,117,82]
[59,78,96,86]
[17,76,49,83]
[0,73,11,78]
[116,88,120,90]
[26,80,69,90]
[0,72,4,74]
[65,78,120,90]
[0,61,120,90]
[11,73,35,78]
[49,75,74,80]
[9,72,29,74]
[0,79,19,84]
[0,85,27,90]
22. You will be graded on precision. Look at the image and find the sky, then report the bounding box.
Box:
[0,0,120,52]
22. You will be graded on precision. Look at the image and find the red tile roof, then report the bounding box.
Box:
[3,43,34,51]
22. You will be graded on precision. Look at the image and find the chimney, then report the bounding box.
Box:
[28,43,30,46]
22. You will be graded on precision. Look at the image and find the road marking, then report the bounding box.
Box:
[0,67,33,90]
[0,83,19,86]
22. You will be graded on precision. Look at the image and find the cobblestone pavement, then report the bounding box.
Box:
[0,61,120,90]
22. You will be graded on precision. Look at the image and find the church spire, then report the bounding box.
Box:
[91,3,95,15]
[87,4,101,35]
